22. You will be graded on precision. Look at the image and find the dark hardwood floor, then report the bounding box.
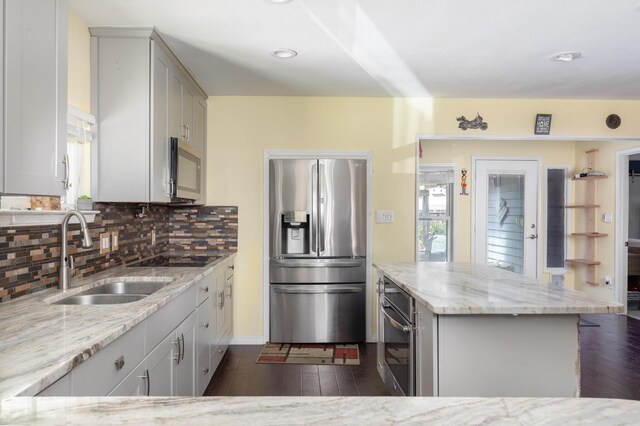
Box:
[205,314,640,399]
[204,343,389,396]
[580,314,640,400]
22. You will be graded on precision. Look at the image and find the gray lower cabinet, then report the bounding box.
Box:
[90,27,207,203]
[414,300,437,396]
[36,261,235,397]
[1,0,68,196]
[174,312,196,396]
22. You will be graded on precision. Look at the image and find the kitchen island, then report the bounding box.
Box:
[2,396,640,425]
[375,262,623,397]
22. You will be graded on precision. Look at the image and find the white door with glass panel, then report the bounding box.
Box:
[474,159,539,278]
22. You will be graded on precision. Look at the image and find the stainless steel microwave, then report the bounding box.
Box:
[170,137,202,202]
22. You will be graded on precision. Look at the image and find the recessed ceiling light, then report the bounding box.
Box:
[272,48,297,59]
[550,52,582,62]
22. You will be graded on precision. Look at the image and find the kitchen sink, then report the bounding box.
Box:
[52,280,173,305]
[54,294,147,305]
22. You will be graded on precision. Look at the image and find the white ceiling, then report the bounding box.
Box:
[69,0,640,99]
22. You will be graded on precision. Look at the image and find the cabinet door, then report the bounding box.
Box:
[146,332,174,396]
[224,263,234,340]
[196,299,212,395]
[4,0,67,196]
[182,81,195,144]
[193,95,207,202]
[170,67,183,140]
[108,362,146,396]
[215,269,227,343]
[415,300,438,396]
[149,41,171,203]
[174,311,196,396]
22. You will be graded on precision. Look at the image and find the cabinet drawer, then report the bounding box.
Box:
[196,346,211,396]
[196,274,214,307]
[72,321,145,396]
[147,285,197,351]
[210,332,228,374]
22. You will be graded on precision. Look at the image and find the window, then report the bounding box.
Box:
[63,106,95,209]
[545,166,570,271]
[417,166,454,262]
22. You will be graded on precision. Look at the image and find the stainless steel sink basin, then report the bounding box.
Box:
[77,281,170,296]
[52,280,172,305]
[54,294,147,305]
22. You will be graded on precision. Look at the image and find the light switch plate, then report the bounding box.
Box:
[376,210,394,224]
[100,232,110,254]
[602,212,612,223]
[111,231,119,251]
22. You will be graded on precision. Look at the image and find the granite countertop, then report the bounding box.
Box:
[375,262,623,315]
[0,252,236,398]
[2,396,639,425]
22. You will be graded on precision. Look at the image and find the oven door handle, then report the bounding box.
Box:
[381,307,412,334]
[273,286,362,294]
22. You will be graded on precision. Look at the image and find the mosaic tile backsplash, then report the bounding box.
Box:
[0,204,238,302]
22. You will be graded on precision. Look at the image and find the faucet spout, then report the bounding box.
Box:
[59,210,94,291]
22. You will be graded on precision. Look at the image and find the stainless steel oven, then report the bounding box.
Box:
[380,277,415,396]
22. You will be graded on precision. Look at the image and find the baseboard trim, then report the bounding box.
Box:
[230,336,266,345]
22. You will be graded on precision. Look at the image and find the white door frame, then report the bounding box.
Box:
[263,150,375,343]
[615,146,640,314]
[471,156,541,278]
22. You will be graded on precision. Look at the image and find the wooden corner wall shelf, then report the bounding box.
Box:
[565,149,607,286]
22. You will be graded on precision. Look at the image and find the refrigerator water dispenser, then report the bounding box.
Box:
[282,211,309,254]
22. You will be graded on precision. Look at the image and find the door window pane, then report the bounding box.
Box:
[486,174,525,274]
[546,168,567,269]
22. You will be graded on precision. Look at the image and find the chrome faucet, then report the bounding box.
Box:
[59,210,93,291]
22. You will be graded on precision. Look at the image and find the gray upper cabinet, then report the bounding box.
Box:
[1,0,68,196]
[90,27,207,203]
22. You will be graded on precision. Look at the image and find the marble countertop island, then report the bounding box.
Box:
[375,262,623,315]
[0,252,236,398]
[2,396,639,425]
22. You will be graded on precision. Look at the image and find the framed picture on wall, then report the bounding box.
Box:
[535,114,552,135]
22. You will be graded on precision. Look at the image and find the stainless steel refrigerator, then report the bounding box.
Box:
[269,158,366,343]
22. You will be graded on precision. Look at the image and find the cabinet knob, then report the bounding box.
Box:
[201,286,209,292]
[218,349,223,354]
[114,355,125,371]
[202,322,209,328]
[203,368,209,374]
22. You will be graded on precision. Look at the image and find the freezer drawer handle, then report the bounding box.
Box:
[272,259,362,268]
[272,287,362,294]
[381,307,412,334]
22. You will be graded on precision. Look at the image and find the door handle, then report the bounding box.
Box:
[272,259,362,268]
[61,154,70,190]
[381,307,412,334]
[180,333,185,361]
[527,234,538,240]
[272,286,363,294]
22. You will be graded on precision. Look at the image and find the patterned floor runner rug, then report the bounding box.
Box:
[256,343,360,365]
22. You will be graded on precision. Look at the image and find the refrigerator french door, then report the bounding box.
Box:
[269,158,366,343]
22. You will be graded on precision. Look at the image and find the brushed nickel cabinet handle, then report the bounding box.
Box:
[180,333,185,361]
[138,369,150,396]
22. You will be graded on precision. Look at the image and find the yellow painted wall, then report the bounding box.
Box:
[424,98,640,301]
[208,96,640,337]
[67,10,91,113]
[420,139,577,287]
[207,97,433,338]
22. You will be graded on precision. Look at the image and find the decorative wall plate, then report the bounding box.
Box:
[606,114,621,129]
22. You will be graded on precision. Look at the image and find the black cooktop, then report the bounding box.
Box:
[127,254,222,268]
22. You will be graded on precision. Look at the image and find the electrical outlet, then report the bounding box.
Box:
[100,232,111,254]
[111,231,119,251]
[151,229,156,246]
[376,210,394,224]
